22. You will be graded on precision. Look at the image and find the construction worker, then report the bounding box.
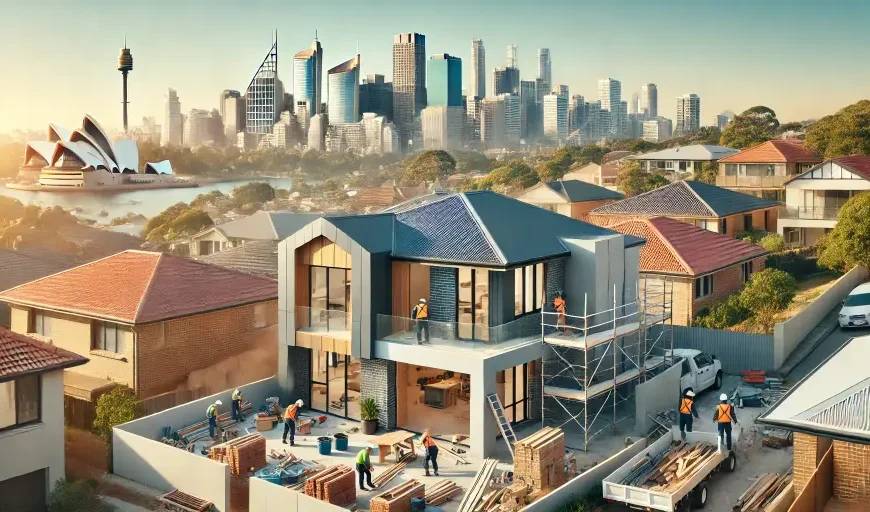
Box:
[678,390,699,440]
[412,298,429,344]
[356,445,377,491]
[206,400,222,439]
[421,428,439,476]
[282,399,303,446]
[713,393,737,451]
[554,292,567,332]
[231,388,243,421]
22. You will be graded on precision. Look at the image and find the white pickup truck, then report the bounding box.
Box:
[671,349,723,394]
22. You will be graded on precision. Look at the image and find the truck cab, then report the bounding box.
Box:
[671,349,723,394]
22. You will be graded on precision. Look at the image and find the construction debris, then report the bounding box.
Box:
[736,472,793,512]
[172,401,253,444]
[619,441,718,492]
[370,479,425,512]
[304,465,356,506]
[209,433,267,476]
[498,483,531,512]
[424,480,463,506]
[513,427,567,491]
[457,459,500,512]
[372,452,416,488]
[158,489,212,512]
[762,429,793,449]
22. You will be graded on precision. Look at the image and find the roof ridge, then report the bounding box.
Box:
[615,218,692,275]
[682,181,717,217]
[130,252,164,323]
[265,211,280,239]
[458,193,508,265]
[0,250,134,296]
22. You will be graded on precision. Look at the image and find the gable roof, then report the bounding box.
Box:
[204,211,323,241]
[784,156,870,184]
[590,180,779,218]
[605,217,768,276]
[718,140,821,164]
[632,145,739,162]
[759,336,870,444]
[0,327,87,381]
[542,180,624,202]
[196,240,279,280]
[0,250,277,324]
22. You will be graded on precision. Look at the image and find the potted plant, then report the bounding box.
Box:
[360,398,379,435]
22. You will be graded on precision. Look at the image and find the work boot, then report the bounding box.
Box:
[282,439,287,445]
[290,441,295,446]
[425,470,430,477]
[360,487,368,491]
[434,471,439,476]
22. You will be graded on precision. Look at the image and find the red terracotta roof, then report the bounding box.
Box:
[0,327,87,380]
[0,250,278,324]
[832,156,870,181]
[718,140,821,164]
[606,217,768,276]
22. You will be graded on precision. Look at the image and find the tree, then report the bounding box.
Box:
[805,100,870,158]
[818,192,870,270]
[536,160,567,181]
[48,479,111,512]
[470,161,539,193]
[759,233,786,252]
[739,268,798,312]
[616,162,667,197]
[401,150,457,185]
[144,203,213,244]
[231,182,276,206]
[719,106,780,149]
[93,386,140,439]
[777,121,804,134]
[694,162,719,184]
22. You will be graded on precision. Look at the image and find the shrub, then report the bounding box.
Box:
[759,233,786,252]
[48,478,110,512]
[93,386,140,439]
[694,295,750,329]
[765,249,821,279]
[740,268,798,312]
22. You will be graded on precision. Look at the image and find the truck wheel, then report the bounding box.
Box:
[724,451,736,472]
[693,483,708,508]
[713,371,723,390]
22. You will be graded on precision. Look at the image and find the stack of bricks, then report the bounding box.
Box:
[304,465,356,506]
[792,433,826,494]
[513,427,567,491]
[832,440,870,503]
[209,433,267,476]
[370,479,425,512]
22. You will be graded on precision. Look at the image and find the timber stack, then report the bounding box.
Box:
[618,441,717,492]
[370,479,425,512]
[457,459,499,512]
[304,465,356,506]
[209,433,267,475]
[371,452,416,488]
[513,427,567,490]
[735,472,793,512]
[175,402,253,444]
[158,490,212,512]
[423,480,463,506]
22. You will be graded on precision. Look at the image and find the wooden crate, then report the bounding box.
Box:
[513,427,567,491]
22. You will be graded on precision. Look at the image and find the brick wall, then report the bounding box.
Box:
[360,359,397,430]
[690,256,767,323]
[288,346,311,406]
[793,433,819,494]
[545,259,566,312]
[429,266,457,322]
[528,359,542,421]
[136,300,278,398]
[833,440,870,502]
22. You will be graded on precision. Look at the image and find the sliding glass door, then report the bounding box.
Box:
[310,266,351,332]
[309,350,361,420]
[457,268,488,340]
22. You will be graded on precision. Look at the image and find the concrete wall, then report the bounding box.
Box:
[634,364,682,435]
[521,438,648,511]
[249,477,348,512]
[774,265,867,367]
[0,370,65,495]
[562,235,632,315]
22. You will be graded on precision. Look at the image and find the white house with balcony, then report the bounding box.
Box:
[631,144,738,178]
[779,156,870,246]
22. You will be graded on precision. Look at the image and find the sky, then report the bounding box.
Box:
[1,0,869,134]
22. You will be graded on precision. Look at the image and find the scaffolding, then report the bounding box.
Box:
[541,278,674,451]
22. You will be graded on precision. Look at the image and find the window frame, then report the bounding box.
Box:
[514,263,547,318]
[92,321,125,354]
[457,268,489,340]
[309,266,350,332]
[500,363,529,426]
[0,374,41,433]
[741,261,753,283]
[694,275,713,299]
[309,351,358,420]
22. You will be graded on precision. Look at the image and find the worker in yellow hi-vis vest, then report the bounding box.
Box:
[412,298,429,345]
[713,393,737,451]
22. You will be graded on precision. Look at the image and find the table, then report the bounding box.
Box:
[368,430,417,464]
[424,380,460,409]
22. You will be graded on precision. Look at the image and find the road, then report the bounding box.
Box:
[786,323,864,381]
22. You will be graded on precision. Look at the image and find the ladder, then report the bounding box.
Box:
[486,393,517,457]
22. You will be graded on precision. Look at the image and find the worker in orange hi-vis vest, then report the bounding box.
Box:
[282,399,303,446]
[678,389,699,440]
[553,292,567,332]
[421,428,439,476]
[713,393,737,451]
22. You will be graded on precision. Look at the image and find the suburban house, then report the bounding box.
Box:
[189,211,322,256]
[600,216,768,325]
[759,335,870,510]
[563,162,620,188]
[515,179,624,219]
[631,145,738,177]
[587,180,780,236]
[716,140,822,200]
[0,250,279,400]
[197,239,280,279]
[0,249,73,328]
[277,190,649,457]
[0,327,87,510]
[778,156,870,246]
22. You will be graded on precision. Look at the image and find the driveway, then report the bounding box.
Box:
[786,325,862,381]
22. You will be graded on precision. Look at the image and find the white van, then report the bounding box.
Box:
[838,282,870,328]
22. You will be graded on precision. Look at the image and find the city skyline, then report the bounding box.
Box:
[1,0,868,133]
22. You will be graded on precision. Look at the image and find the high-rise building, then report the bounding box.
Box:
[481,94,519,148]
[221,90,245,139]
[161,88,182,147]
[643,117,673,142]
[421,106,463,150]
[519,80,540,140]
[382,122,400,153]
[555,84,569,98]
[185,108,224,147]
[470,39,486,100]
[506,45,518,68]
[585,100,602,141]
[326,123,364,153]
[427,54,462,107]
[537,49,551,94]
[246,38,283,135]
[569,95,587,132]
[362,113,385,154]
[392,33,426,150]
[676,94,701,135]
[598,78,621,137]
[629,92,639,115]
[492,67,520,96]
[327,54,360,124]
[294,37,323,120]
[308,114,326,151]
[641,83,658,119]
[272,111,299,149]
[543,93,568,142]
[465,95,482,143]
[359,74,393,120]
[715,113,732,131]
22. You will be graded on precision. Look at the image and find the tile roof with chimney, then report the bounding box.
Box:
[0,250,278,324]
[0,327,87,381]
[718,140,822,164]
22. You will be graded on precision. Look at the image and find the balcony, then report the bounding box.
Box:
[779,206,841,220]
[295,306,351,353]
[376,313,541,353]
[716,175,789,188]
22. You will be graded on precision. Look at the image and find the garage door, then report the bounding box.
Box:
[0,469,47,512]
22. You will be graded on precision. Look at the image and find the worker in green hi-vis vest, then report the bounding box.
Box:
[355,446,377,491]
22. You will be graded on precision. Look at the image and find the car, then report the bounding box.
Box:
[669,348,723,395]
[838,282,870,328]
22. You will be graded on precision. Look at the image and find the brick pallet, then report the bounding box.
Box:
[158,489,213,512]
[304,465,356,506]
[229,474,249,512]
[370,479,425,512]
[209,433,267,476]
[513,427,567,491]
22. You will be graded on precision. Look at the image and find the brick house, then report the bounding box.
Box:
[759,336,870,510]
[588,180,780,237]
[0,250,278,399]
[716,140,822,201]
[597,216,768,325]
[515,179,624,220]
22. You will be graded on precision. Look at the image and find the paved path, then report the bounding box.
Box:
[786,322,863,381]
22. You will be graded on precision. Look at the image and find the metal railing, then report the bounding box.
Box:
[295,306,350,333]
[376,313,541,350]
[716,175,789,188]
[779,206,842,220]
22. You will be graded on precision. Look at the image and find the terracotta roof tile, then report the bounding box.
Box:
[831,156,870,181]
[0,327,87,380]
[605,217,768,276]
[718,140,822,164]
[0,250,278,324]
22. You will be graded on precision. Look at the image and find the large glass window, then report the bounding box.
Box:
[93,321,126,354]
[310,267,350,331]
[0,374,40,432]
[498,363,528,425]
[515,263,546,317]
[309,350,359,420]
[458,268,489,340]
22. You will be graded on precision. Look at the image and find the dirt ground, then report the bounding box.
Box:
[65,427,109,480]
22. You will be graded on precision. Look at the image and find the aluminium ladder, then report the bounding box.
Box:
[486,393,517,457]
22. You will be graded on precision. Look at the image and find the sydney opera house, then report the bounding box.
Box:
[13,115,194,191]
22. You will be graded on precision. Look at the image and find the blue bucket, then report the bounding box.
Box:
[411,497,426,511]
[318,436,333,455]
[334,433,349,451]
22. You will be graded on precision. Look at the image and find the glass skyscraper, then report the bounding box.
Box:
[327,55,360,124]
[427,54,462,107]
[294,38,323,119]
[245,40,283,135]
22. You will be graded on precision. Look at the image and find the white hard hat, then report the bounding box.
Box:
[296,399,304,407]
[685,390,695,397]
[215,400,223,405]
[719,393,728,401]
[420,298,427,303]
